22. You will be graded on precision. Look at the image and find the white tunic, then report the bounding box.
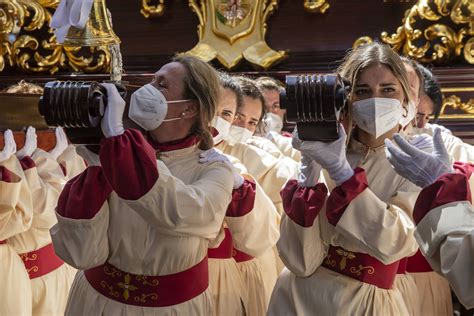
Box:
[0,155,33,316]
[268,136,419,315]
[51,130,234,315]
[9,150,77,316]
[414,163,474,309]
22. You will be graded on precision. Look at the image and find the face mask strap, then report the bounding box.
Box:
[167,99,194,104]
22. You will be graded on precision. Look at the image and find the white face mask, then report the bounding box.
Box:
[352,97,403,138]
[227,125,253,145]
[263,112,283,134]
[399,100,417,128]
[128,83,193,131]
[212,116,231,145]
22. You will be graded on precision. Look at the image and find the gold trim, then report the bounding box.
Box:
[441,87,474,93]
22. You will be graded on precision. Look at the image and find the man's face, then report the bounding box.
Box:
[262,89,286,120]
[416,93,434,128]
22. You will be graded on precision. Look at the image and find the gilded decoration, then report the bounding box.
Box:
[354,0,474,65]
[141,0,165,19]
[304,0,330,14]
[182,0,287,69]
[0,0,110,74]
[439,87,474,119]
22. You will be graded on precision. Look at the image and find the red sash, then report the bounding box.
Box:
[397,257,408,274]
[19,243,64,279]
[208,228,233,259]
[406,250,433,273]
[321,245,399,289]
[84,257,209,307]
[0,240,6,245]
[232,248,254,263]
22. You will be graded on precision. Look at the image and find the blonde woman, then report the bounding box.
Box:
[51,56,235,315]
[268,43,420,315]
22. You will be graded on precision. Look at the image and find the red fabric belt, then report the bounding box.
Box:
[208,228,233,259]
[0,240,6,245]
[19,243,64,279]
[397,258,408,274]
[321,245,399,289]
[406,250,433,273]
[84,256,209,307]
[232,248,254,263]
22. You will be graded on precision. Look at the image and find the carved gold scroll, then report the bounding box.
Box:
[0,0,110,74]
[354,0,473,65]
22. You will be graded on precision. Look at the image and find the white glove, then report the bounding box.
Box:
[101,83,125,138]
[408,133,433,152]
[0,130,17,163]
[199,148,244,189]
[16,126,37,159]
[266,130,281,143]
[385,128,453,188]
[292,125,353,186]
[298,154,322,187]
[49,127,68,160]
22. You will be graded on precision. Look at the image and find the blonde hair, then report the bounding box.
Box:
[173,55,220,150]
[337,42,412,138]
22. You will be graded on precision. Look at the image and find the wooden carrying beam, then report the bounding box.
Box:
[0,93,56,151]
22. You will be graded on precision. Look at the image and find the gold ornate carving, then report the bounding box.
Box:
[354,0,474,65]
[352,36,373,49]
[436,87,474,119]
[141,0,165,18]
[304,0,330,14]
[441,94,474,118]
[182,0,287,69]
[0,0,111,74]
